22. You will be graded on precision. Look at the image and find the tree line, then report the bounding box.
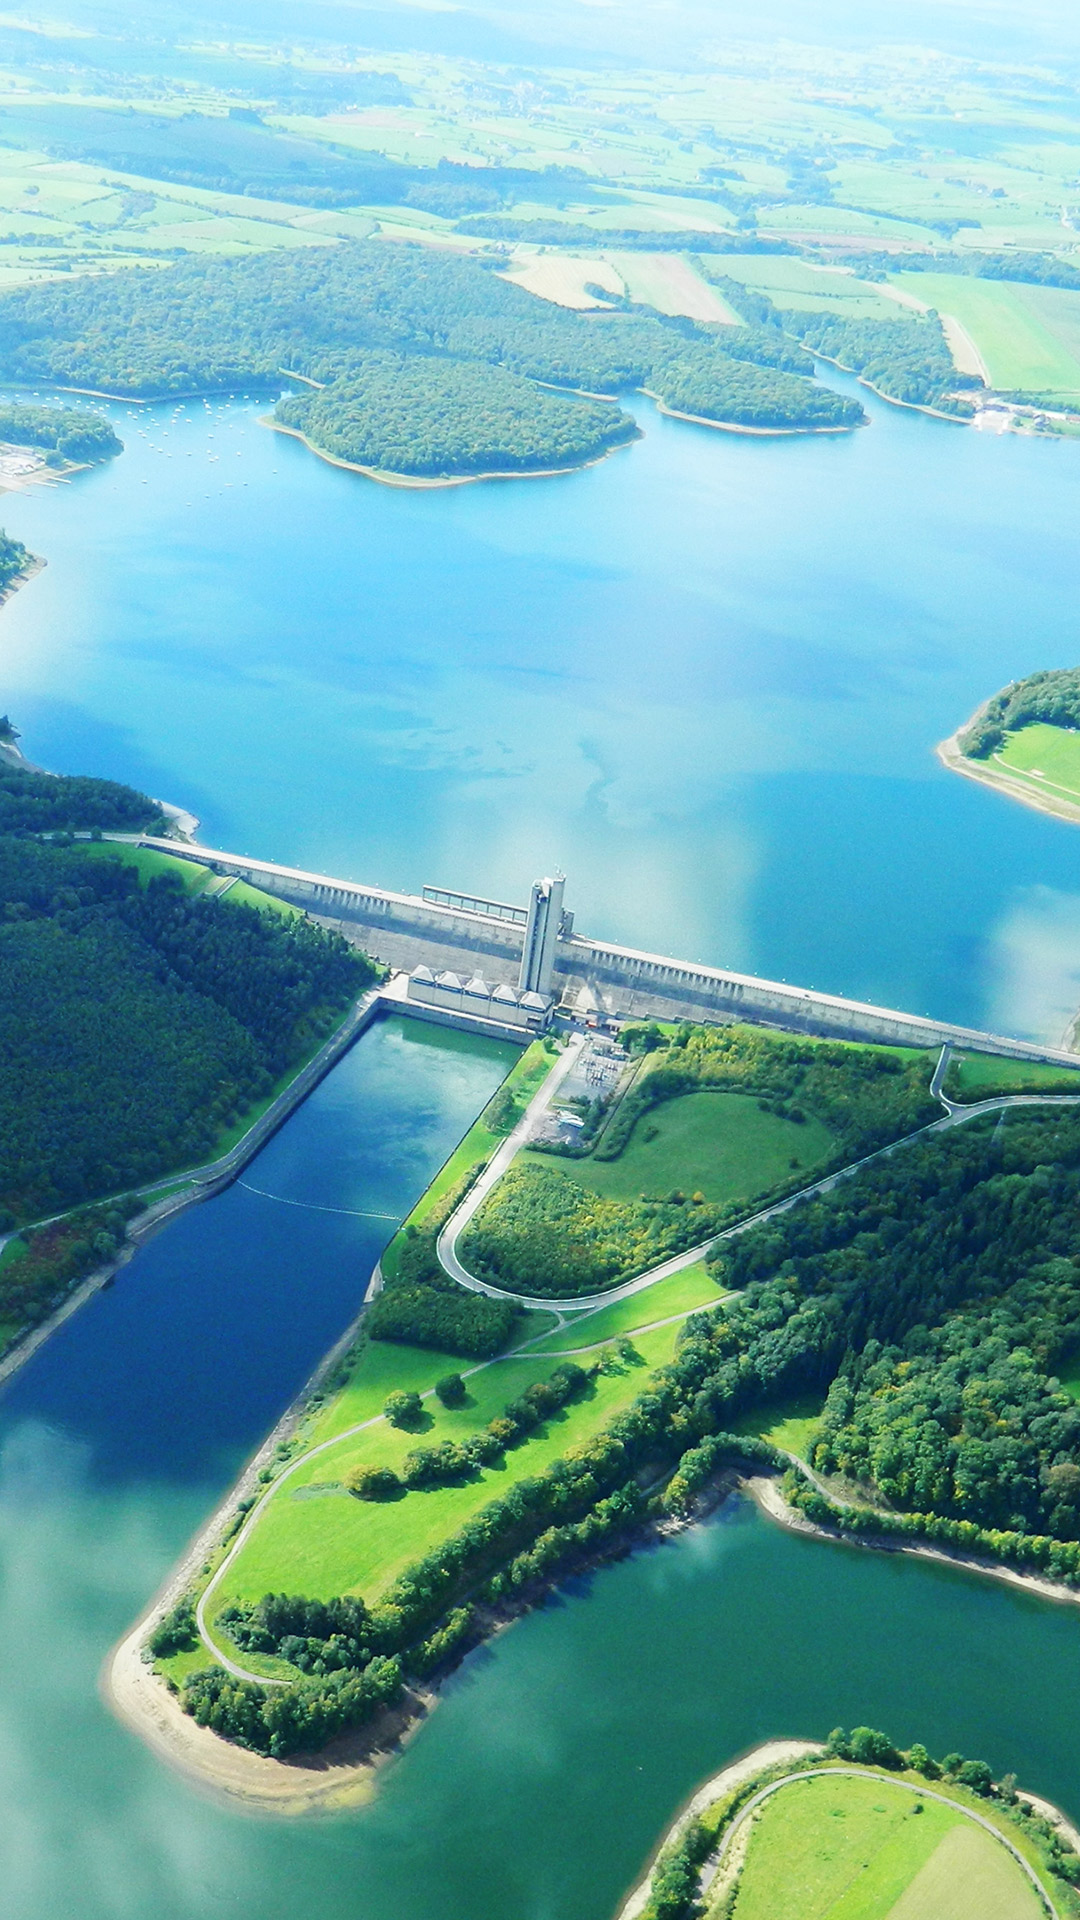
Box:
[0,402,121,463]
[960,667,1080,758]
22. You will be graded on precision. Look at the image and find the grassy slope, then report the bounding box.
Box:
[946,1048,1080,1101]
[733,1390,826,1462]
[210,1320,679,1619]
[994,721,1080,804]
[529,1262,722,1353]
[78,841,300,917]
[893,274,1080,393]
[524,1090,834,1205]
[723,1772,1041,1920]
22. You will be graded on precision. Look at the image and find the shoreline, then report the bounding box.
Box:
[936,716,1080,828]
[614,1739,823,1920]
[639,387,858,435]
[103,1285,435,1818]
[616,1730,1074,1920]
[744,1471,1080,1612]
[261,415,640,487]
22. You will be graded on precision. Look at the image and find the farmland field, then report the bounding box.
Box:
[722,1772,1043,1920]
[893,275,1080,394]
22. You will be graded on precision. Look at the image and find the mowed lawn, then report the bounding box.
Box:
[893,273,1080,393]
[995,721,1080,804]
[946,1042,1080,1102]
[210,1320,680,1626]
[524,1091,834,1206]
[724,1774,1043,1920]
[530,1261,724,1354]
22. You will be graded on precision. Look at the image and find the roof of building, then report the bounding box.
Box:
[410,964,436,983]
[490,982,519,1004]
[463,975,491,997]
[435,971,463,990]
[520,990,550,1010]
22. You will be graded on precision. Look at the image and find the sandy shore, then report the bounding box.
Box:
[106,1621,425,1816]
[261,415,638,487]
[745,1473,1080,1611]
[614,1740,824,1920]
[936,719,1080,828]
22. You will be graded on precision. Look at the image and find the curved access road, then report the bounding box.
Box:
[437,1037,1080,1314]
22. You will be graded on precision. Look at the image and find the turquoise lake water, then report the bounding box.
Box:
[4,384,1080,1917]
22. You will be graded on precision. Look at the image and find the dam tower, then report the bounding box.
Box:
[519,873,565,998]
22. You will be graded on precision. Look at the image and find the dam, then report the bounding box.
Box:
[128,835,1080,1068]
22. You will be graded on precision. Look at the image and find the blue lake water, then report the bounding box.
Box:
[2,379,1080,1039]
[4,384,1080,1918]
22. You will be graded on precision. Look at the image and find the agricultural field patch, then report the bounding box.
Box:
[608,251,738,321]
[893,275,1080,394]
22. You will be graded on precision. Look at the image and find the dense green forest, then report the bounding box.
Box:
[0,757,164,832]
[960,668,1080,757]
[0,837,375,1219]
[783,311,978,413]
[0,526,30,592]
[0,243,865,471]
[706,270,976,413]
[0,402,121,463]
[853,248,1080,292]
[462,1026,937,1295]
[276,353,637,477]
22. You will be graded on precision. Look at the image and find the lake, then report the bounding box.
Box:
[3,378,1080,1918]
[3,379,1080,1041]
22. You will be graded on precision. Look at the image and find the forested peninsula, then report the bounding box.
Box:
[0,242,864,479]
[960,668,1080,758]
[937,669,1080,825]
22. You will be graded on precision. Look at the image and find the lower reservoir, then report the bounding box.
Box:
[2,1018,1080,1920]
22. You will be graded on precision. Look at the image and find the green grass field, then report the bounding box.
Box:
[893,275,1080,395]
[706,254,901,319]
[523,1091,834,1207]
[733,1390,825,1462]
[992,720,1080,805]
[719,1773,1042,1920]
[529,1261,723,1354]
[945,1046,1080,1102]
[209,1317,680,1627]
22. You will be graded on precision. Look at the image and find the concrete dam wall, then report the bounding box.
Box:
[129,836,1080,1069]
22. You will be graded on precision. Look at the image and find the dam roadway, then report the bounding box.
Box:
[117,832,1080,1069]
